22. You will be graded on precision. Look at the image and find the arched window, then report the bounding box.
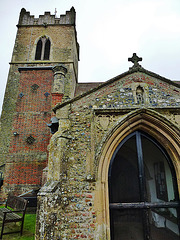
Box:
[108,131,180,240]
[35,36,51,60]
[35,39,42,60]
[44,39,51,60]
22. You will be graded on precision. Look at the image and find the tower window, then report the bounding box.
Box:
[35,37,51,60]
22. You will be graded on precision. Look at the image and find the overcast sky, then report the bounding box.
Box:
[0,0,180,112]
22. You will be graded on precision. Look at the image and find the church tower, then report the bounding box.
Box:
[0,7,79,197]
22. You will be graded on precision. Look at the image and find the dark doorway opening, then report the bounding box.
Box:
[108,131,180,240]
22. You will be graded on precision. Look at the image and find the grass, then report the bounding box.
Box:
[0,207,36,240]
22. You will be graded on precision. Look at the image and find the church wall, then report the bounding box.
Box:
[2,69,53,195]
[12,25,76,63]
[72,72,180,111]
[0,65,20,166]
[36,72,179,239]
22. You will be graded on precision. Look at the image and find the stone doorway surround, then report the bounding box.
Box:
[95,108,180,239]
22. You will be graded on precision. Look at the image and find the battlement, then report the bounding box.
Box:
[18,7,76,26]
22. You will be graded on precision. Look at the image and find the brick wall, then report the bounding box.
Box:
[3,69,53,194]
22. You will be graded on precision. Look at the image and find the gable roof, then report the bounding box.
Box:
[75,82,102,96]
[53,65,180,113]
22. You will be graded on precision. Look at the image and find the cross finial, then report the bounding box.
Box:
[54,8,57,17]
[128,53,142,68]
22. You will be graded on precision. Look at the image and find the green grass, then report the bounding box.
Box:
[0,209,36,240]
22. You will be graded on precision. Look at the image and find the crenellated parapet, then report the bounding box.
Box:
[18,7,76,26]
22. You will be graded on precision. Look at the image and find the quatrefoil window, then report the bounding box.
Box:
[31,84,39,92]
[26,135,35,144]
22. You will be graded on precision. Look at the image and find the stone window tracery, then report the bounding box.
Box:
[35,36,51,60]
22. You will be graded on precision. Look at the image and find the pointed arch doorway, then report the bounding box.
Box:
[108,131,180,240]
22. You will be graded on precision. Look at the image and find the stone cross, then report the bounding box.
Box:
[128,53,142,68]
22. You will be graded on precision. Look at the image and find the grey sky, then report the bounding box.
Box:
[0,0,180,112]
